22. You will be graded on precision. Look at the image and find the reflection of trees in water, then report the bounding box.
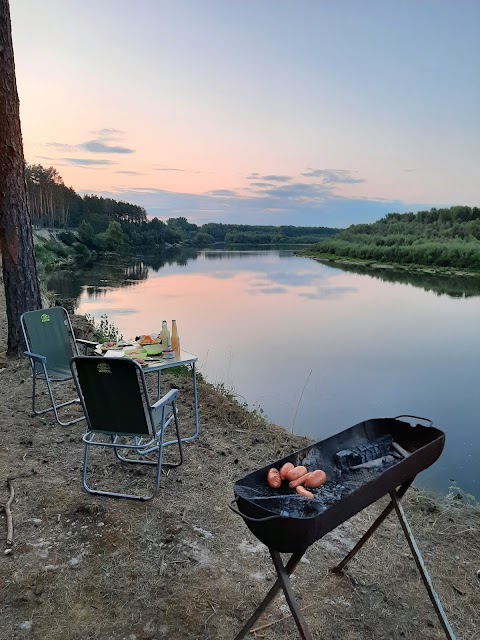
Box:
[47,248,200,311]
[328,261,480,298]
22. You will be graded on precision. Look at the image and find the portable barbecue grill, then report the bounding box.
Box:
[230,415,456,640]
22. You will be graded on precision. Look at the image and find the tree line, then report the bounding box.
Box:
[304,206,480,271]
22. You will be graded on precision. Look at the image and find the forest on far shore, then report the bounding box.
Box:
[27,164,338,265]
[303,206,480,272]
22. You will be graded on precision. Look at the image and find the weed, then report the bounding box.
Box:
[85,313,123,343]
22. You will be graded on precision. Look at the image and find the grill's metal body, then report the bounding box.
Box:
[231,416,456,640]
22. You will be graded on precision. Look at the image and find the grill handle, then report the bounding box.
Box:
[229,498,282,522]
[394,414,433,427]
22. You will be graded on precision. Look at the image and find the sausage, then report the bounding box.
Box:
[296,485,314,499]
[288,473,309,489]
[304,470,327,489]
[279,462,295,480]
[133,357,145,365]
[267,468,281,489]
[285,466,308,482]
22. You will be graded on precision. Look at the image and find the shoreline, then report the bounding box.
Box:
[0,281,478,639]
[299,252,480,278]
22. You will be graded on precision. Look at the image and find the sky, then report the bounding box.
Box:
[10,0,480,228]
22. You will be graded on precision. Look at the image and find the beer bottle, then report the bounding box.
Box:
[171,320,180,354]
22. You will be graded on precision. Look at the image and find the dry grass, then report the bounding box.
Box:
[0,293,479,639]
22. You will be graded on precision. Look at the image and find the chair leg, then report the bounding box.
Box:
[82,438,157,501]
[32,367,84,427]
[161,401,184,469]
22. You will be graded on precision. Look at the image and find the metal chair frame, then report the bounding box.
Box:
[71,356,183,501]
[21,307,97,426]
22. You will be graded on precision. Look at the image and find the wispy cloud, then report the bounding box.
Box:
[250,182,276,188]
[116,170,144,176]
[81,140,134,154]
[262,175,292,182]
[89,182,424,228]
[205,189,238,197]
[44,128,134,156]
[62,158,116,166]
[301,168,365,184]
[92,128,124,139]
[153,165,200,173]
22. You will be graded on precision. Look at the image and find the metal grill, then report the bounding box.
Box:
[230,415,456,640]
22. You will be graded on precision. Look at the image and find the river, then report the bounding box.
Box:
[47,248,480,499]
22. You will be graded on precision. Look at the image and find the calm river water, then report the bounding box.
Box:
[48,249,480,498]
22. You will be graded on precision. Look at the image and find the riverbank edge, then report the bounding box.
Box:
[299,251,480,278]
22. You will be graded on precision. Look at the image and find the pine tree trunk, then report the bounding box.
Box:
[0,0,42,356]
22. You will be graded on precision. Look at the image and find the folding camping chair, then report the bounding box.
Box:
[70,356,184,501]
[21,306,97,426]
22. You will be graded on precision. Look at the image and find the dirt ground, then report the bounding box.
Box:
[0,287,479,640]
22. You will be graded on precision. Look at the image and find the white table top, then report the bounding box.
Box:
[102,347,198,371]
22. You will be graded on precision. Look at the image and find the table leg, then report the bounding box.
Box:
[178,361,199,443]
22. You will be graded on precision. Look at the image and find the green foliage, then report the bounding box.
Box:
[447,480,478,506]
[85,313,123,343]
[305,206,480,271]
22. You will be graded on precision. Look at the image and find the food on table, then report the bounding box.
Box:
[285,466,308,482]
[132,357,145,365]
[279,462,295,480]
[138,334,161,346]
[295,485,314,499]
[304,470,327,489]
[266,468,282,489]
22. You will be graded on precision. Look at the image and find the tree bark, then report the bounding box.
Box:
[0,0,42,356]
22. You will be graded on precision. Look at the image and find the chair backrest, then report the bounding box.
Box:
[21,307,77,379]
[71,356,153,437]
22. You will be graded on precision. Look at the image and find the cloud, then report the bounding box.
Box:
[205,189,238,197]
[92,128,124,139]
[116,170,144,176]
[62,158,116,166]
[81,140,134,154]
[89,182,426,228]
[301,168,365,184]
[261,175,292,182]
[249,182,276,188]
[46,142,78,152]
[153,166,200,173]
[247,172,260,179]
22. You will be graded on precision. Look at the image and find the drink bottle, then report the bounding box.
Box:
[160,320,170,352]
[171,320,180,354]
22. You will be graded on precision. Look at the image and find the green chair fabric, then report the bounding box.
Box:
[21,307,97,426]
[71,356,184,501]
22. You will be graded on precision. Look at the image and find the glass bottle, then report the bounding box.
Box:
[160,320,170,352]
[171,320,180,354]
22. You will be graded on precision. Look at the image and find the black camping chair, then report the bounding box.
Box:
[21,306,97,426]
[70,356,183,501]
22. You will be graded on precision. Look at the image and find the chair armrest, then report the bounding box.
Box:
[76,339,99,348]
[23,350,47,364]
[150,389,178,428]
[76,339,99,355]
[151,388,178,411]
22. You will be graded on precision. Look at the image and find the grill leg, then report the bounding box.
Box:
[390,491,457,640]
[234,549,311,640]
[331,478,414,573]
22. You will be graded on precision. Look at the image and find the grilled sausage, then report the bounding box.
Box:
[267,468,282,489]
[288,473,309,489]
[304,470,327,489]
[279,462,295,480]
[296,485,314,499]
[285,466,308,482]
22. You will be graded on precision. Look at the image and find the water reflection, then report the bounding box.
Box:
[47,248,480,499]
[320,260,480,298]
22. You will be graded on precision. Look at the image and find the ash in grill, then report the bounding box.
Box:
[235,430,408,519]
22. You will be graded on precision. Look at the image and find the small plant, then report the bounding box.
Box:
[447,480,478,506]
[85,313,123,344]
[252,402,268,425]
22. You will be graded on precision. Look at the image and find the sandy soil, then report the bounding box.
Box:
[0,284,479,640]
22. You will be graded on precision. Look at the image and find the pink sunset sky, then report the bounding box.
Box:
[10,0,480,227]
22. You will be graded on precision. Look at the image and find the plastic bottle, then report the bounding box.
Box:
[171,320,180,355]
[160,320,170,352]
